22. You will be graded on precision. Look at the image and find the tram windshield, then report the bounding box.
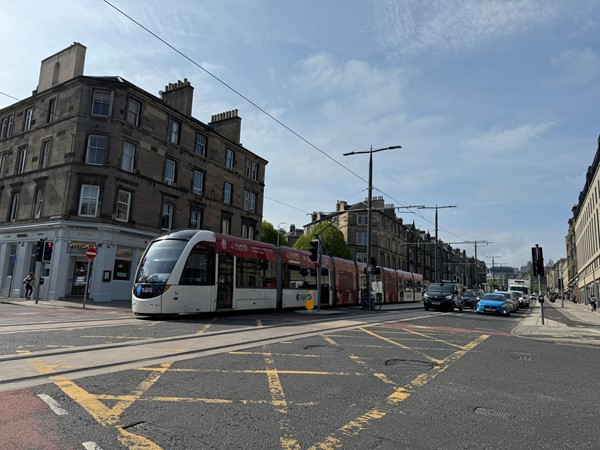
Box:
[136,239,187,283]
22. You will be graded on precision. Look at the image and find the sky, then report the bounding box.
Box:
[1,0,599,269]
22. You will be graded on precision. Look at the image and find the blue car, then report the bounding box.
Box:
[476,293,511,316]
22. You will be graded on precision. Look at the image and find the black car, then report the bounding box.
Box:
[462,289,479,308]
[424,282,464,312]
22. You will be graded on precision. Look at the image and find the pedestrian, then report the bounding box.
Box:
[22,272,35,300]
[591,294,597,312]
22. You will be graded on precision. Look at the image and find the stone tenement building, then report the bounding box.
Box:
[0,43,267,301]
[305,197,485,286]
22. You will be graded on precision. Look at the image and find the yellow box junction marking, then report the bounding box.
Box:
[19,319,489,450]
[308,333,490,449]
[257,318,302,450]
[22,348,171,449]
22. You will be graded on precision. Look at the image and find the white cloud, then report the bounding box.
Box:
[550,48,600,87]
[375,0,570,55]
[462,122,555,159]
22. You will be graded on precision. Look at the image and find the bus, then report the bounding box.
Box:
[132,229,424,316]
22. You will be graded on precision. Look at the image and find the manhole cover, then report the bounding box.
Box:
[474,407,515,419]
[385,359,437,370]
[304,344,343,353]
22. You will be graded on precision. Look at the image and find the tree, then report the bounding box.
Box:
[293,222,352,260]
[261,221,288,246]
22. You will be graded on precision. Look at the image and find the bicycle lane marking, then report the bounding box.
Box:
[307,333,490,450]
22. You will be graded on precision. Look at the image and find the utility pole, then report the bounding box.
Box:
[446,240,491,286]
[417,205,456,282]
[487,256,501,291]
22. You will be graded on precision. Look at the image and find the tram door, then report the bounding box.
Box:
[216,253,234,309]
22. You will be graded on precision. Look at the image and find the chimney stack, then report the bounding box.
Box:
[209,109,242,144]
[160,78,194,116]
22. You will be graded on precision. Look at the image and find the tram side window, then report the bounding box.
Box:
[236,257,276,288]
[180,248,215,285]
[285,265,316,289]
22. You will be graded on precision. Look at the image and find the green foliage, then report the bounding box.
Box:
[293,222,352,260]
[261,221,288,246]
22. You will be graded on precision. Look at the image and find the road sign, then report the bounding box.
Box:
[86,247,97,259]
[306,291,314,310]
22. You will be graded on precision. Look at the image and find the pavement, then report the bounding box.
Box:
[0,296,132,310]
[512,298,600,347]
[1,295,600,346]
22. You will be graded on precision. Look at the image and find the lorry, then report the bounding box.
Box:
[508,278,531,307]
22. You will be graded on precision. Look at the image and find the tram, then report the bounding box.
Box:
[132,229,424,316]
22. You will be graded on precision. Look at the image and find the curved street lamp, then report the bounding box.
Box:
[277,222,287,247]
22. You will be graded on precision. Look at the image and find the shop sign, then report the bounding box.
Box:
[68,242,96,254]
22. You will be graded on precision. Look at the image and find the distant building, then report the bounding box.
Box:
[284,224,304,247]
[0,43,267,301]
[304,197,485,286]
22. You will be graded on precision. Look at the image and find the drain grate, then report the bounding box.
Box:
[474,407,515,419]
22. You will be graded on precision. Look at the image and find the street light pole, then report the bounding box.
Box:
[343,145,402,310]
[277,222,286,246]
[417,205,456,282]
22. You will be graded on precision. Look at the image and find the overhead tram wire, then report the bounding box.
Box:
[101,0,364,184]
[101,0,473,246]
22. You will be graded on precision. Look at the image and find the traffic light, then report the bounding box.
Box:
[34,239,45,262]
[42,241,54,261]
[309,239,319,262]
[532,245,545,277]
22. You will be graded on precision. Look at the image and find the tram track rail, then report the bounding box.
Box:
[0,310,428,393]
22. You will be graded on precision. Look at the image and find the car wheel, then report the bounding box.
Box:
[424,306,429,311]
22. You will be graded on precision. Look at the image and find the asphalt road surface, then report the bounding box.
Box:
[0,302,597,449]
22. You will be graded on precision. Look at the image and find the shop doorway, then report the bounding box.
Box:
[71,259,92,296]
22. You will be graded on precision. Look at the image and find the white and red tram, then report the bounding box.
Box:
[132,229,423,316]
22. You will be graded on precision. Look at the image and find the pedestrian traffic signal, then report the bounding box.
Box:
[309,239,319,262]
[42,241,54,261]
[34,239,45,262]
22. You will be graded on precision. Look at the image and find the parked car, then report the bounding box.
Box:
[476,293,512,316]
[496,291,519,312]
[462,289,479,308]
[424,282,464,312]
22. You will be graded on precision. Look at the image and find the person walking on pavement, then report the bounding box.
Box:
[22,272,35,300]
[590,294,597,312]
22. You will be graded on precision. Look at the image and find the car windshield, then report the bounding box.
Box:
[463,291,475,298]
[481,294,506,301]
[426,283,454,294]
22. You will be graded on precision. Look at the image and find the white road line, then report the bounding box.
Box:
[82,442,103,449]
[37,393,68,415]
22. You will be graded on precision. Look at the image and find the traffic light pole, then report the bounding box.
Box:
[539,273,544,325]
[316,240,321,312]
[33,260,42,304]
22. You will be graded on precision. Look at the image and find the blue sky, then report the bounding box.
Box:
[2,0,599,268]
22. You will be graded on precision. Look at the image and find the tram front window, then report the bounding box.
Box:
[136,240,187,284]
